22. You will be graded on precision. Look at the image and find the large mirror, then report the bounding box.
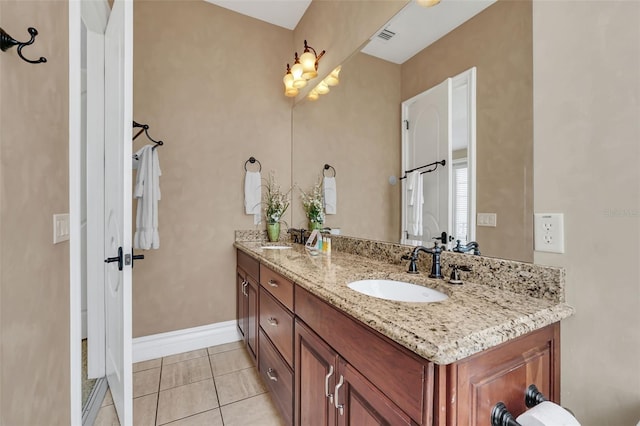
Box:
[291,0,534,262]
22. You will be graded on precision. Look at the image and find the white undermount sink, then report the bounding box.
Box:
[347,279,448,303]
[261,245,292,250]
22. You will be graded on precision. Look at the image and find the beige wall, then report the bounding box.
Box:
[533,1,640,424]
[292,53,401,241]
[402,0,534,262]
[0,1,71,424]
[131,1,292,337]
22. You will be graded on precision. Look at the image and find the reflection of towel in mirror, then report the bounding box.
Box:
[244,171,262,225]
[323,176,337,214]
[134,145,162,250]
[407,171,423,236]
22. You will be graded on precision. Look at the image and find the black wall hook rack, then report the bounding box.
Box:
[323,164,336,177]
[244,157,262,172]
[399,159,446,180]
[133,121,164,150]
[0,27,46,64]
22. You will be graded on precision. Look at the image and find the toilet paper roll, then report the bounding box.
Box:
[516,401,580,426]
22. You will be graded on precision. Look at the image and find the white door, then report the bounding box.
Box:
[104,0,133,424]
[401,78,453,246]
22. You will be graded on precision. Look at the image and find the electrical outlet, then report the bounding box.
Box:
[534,213,564,253]
[477,213,497,227]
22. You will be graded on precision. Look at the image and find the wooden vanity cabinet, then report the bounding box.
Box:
[236,250,259,361]
[236,250,561,426]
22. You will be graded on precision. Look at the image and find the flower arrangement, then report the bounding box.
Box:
[263,171,291,225]
[300,178,325,228]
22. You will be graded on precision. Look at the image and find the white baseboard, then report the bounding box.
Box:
[132,320,242,363]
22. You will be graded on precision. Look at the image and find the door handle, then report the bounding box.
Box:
[242,281,248,297]
[131,248,144,268]
[104,247,124,271]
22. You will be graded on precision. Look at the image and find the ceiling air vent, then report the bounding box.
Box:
[376,28,396,41]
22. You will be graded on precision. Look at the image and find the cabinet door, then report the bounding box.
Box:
[336,359,415,426]
[295,319,338,426]
[247,274,259,361]
[450,323,559,426]
[236,268,247,339]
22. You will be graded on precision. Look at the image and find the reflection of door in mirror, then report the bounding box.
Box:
[401,68,476,248]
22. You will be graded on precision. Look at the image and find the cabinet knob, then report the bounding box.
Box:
[267,317,278,326]
[267,279,278,288]
[266,368,278,382]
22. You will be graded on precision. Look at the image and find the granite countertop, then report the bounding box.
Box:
[234,241,574,365]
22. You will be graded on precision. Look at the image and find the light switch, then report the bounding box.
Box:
[477,213,497,227]
[53,213,70,244]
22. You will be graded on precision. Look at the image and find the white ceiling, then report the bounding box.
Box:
[204,0,496,64]
[361,0,496,64]
[204,0,312,31]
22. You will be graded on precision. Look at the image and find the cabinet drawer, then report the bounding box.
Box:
[260,288,294,368]
[259,329,293,425]
[237,249,259,281]
[260,264,294,311]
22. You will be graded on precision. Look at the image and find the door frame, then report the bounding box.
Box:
[70,1,111,424]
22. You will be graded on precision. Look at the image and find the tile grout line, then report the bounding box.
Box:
[154,357,163,426]
[208,350,225,425]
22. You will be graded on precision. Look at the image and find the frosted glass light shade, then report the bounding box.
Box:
[316,81,330,95]
[300,50,317,79]
[416,0,440,7]
[307,90,319,101]
[291,62,307,88]
[285,87,299,97]
[325,66,341,86]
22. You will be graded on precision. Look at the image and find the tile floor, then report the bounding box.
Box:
[94,341,285,426]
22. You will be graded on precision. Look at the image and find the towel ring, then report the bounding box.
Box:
[323,164,336,177]
[244,156,262,172]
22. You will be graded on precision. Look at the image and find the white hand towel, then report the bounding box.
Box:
[134,145,162,250]
[406,171,423,236]
[244,171,262,225]
[323,176,337,215]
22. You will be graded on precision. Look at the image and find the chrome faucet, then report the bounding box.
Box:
[452,240,481,255]
[401,241,444,279]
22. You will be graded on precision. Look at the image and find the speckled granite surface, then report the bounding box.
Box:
[234,236,574,365]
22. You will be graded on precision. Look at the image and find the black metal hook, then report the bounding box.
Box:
[323,164,336,177]
[244,156,262,172]
[0,27,47,64]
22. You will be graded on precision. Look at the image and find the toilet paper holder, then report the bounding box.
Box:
[491,384,550,426]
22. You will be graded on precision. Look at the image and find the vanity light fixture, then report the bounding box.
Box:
[283,40,326,97]
[324,65,341,86]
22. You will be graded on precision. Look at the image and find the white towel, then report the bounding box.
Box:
[133,145,162,250]
[244,171,262,225]
[323,176,337,215]
[407,171,423,236]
